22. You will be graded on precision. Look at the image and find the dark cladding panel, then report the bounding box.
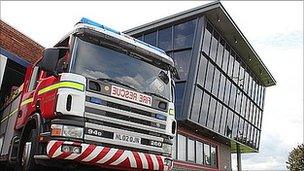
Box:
[175,83,186,118]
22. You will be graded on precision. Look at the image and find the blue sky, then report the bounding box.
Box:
[1,1,303,170]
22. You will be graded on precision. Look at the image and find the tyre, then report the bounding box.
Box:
[16,129,39,171]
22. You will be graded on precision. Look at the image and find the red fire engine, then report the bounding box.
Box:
[0,18,178,171]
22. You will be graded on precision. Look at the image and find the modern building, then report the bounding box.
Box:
[125,1,276,170]
[0,20,44,107]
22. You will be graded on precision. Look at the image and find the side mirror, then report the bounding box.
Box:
[171,66,180,80]
[37,47,69,75]
[158,71,169,84]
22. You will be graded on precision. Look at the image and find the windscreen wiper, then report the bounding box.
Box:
[97,78,137,91]
[143,91,169,101]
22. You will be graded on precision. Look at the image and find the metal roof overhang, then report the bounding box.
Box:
[124,1,276,87]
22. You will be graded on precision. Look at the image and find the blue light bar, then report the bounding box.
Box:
[79,17,166,55]
[134,39,166,54]
[79,17,120,35]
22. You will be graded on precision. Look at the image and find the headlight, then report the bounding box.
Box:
[162,143,172,154]
[51,124,83,139]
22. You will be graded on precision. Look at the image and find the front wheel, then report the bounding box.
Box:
[17,129,39,171]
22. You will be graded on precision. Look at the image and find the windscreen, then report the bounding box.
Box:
[71,37,171,101]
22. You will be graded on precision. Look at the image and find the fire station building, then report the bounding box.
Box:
[0,20,44,107]
[125,1,276,170]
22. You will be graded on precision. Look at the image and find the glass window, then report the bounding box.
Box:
[144,32,157,46]
[255,83,260,104]
[158,27,172,51]
[218,74,226,101]
[216,39,224,67]
[226,110,233,137]
[173,50,191,80]
[261,87,265,109]
[197,56,208,87]
[191,88,203,122]
[232,114,239,139]
[221,45,230,73]
[135,35,143,41]
[257,85,262,108]
[211,146,217,167]
[243,121,249,142]
[240,95,247,117]
[174,20,196,49]
[238,118,244,139]
[199,92,210,126]
[202,22,212,55]
[259,110,263,129]
[245,98,251,120]
[224,80,231,105]
[212,68,220,97]
[220,106,227,135]
[235,91,242,114]
[255,108,260,127]
[233,58,240,83]
[251,80,256,100]
[209,32,219,62]
[205,62,215,92]
[239,66,245,89]
[248,76,253,98]
[187,138,195,162]
[207,97,217,129]
[227,51,235,77]
[213,103,222,132]
[229,84,237,109]
[204,144,211,165]
[244,71,249,94]
[196,141,204,164]
[177,134,186,161]
[175,83,185,117]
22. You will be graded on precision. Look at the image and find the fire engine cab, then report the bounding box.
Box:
[0,18,178,171]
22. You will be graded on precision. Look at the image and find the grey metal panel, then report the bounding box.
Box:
[183,16,206,121]
[1,94,21,156]
[85,102,166,125]
[85,112,166,135]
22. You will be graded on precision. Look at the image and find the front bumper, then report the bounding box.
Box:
[46,140,173,171]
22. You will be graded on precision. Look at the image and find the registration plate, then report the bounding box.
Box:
[114,133,141,144]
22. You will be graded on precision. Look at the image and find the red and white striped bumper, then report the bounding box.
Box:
[46,140,173,171]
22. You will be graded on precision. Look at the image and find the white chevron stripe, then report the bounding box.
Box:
[52,145,63,158]
[65,144,90,160]
[82,146,103,162]
[46,141,55,154]
[138,152,149,169]
[97,148,118,164]
[150,154,159,170]
[110,150,137,168]
[52,141,72,158]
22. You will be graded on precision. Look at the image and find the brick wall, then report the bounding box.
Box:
[0,20,44,64]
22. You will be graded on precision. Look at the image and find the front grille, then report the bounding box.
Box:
[84,92,170,154]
